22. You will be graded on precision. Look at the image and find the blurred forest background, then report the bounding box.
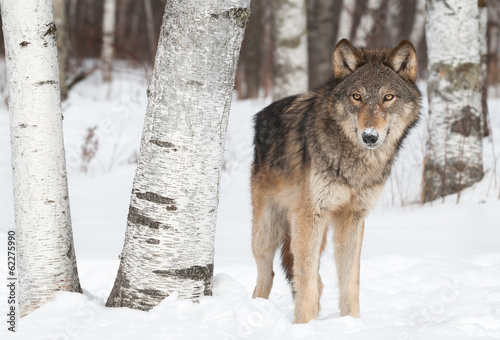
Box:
[0,0,498,99]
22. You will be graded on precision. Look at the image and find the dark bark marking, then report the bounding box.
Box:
[106,262,131,307]
[138,289,167,297]
[429,62,481,95]
[19,123,28,128]
[34,80,57,86]
[166,205,177,211]
[146,238,160,245]
[135,192,175,205]
[44,22,57,37]
[153,264,214,296]
[20,41,30,47]
[44,199,55,204]
[128,206,162,229]
[227,7,251,28]
[422,158,484,203]
[187,80,204,86]
[150,139,177,151]
[211,7,250,29]
[281,36,302,49]
[450,106,481,137]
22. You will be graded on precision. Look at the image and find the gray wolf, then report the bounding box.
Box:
[251,39,421,323]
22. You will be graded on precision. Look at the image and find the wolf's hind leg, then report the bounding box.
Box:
[252,201,287,299]
[333,209,365,318]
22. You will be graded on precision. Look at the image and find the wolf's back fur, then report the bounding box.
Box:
[251,39,421,323]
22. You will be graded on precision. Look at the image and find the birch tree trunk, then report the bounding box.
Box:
[106,0,249,310]
[479,1,489,137]
[422,0,484,203]
[353,0,384,47]
[337,0,356,41]
[0,0,81,317]
[101,0,116,82]
[53,0,69,101]
[272,0,308,101]
[307,0,335,89]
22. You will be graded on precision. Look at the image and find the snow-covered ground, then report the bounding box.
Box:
[0,67,499,339]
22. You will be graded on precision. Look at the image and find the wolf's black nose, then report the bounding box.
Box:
[362,130,378,145]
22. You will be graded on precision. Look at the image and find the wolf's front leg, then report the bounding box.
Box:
[291,206,328,323]
[333,209,366,317]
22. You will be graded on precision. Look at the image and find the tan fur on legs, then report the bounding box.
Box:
[291,202,329,323]
[333,209,365,317]
[252,180,289,299]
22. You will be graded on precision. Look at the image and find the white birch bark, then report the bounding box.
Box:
[422,0,483,203]
[106,0,250,310]
[0,0,81,316]
[337,0,356,40]
[272,0,308,101]
[353,0,384,47]
[101,0,116,82]
[53,0,69,101]
[409,0,426,47]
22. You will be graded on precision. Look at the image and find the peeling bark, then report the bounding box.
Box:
[106,0,249,310]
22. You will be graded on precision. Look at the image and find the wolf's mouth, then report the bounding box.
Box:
[360,142,380,150]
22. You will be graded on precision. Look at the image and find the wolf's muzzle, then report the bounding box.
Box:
[361,129,379,147]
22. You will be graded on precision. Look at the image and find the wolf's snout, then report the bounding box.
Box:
[361,130,378,146]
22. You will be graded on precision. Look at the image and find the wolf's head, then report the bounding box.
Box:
[331,39,421,150]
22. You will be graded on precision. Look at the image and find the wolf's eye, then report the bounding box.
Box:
[352,93,362,101]
[384,94,394,101]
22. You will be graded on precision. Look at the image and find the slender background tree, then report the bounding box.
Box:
[0,0,81,316]
[106,0,250,310]
[479,0,490,137]
[307,0,335,89]
[272,0,308,100]
[353,0,384,47]
[101,0,116,82]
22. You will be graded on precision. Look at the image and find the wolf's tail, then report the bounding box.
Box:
[280,233,295,295]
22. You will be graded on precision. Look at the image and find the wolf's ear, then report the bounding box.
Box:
[332,39,363,81]
[385,40,417,82]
